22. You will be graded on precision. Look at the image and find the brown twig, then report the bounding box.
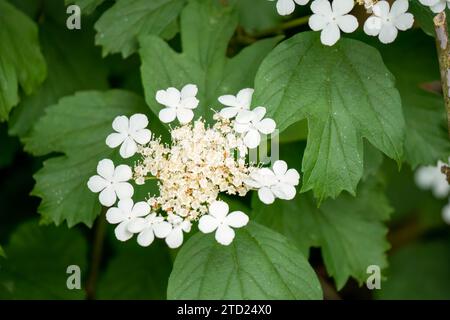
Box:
[441,165,450,184]
[433,12,450,138]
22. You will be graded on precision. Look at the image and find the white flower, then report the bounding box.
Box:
[87,159,134,207]
[106,114,152,159]
[308,0,359,46]
[442,201,450,225]
[198,201,249,246]
[106,199,150,241]
[234,107,276,149]
[156,84,199,124]
[419,0,450,13]
[165,214,192,249]
[415,160,450,199]
[127,213,172,247]
[363,0,414,44]
[245,160,300,204]
[270,0,310,16]
[218,88,253,119]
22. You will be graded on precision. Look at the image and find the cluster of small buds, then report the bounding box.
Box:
[271,0,415,46]
[87,84,300,249]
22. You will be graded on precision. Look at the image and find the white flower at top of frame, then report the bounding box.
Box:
[442,201,450,225]
[165,214,192,249]
[270,0,309,16]
[419,0,450,13]
[415,160,450,199]
[218,88,253,119]
[234,107,276,149]
[106,199,150,241]
[87,159,134,207]
[245,160,300,204]
[308,0,358,46]
[127,213,173,247]
[106,114,151,159]
[198,200,249,246]
[156,84,199,124]
[363,0,414,44]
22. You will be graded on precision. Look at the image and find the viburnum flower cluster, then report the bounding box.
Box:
[270,0,415,46]
[88,84,300,248]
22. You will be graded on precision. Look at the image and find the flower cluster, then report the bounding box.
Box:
[88,84,300,248]
[415,158,450,225]
[271,0,414,46]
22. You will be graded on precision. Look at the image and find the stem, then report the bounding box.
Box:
[85,208,107,300]
[252,15,311,39]
[433,12,450,138]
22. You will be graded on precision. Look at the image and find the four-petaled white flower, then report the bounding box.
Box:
[363,0,414,44]
[234,107,276,149]
[218,88,253,119]
[128,213,173,247]
[270,0,310,16]
[156,84,199,124]
[308,0,358,46]
[245,160,300,204]
[443,201,450,225]
[106,114,152,159]
[165,214,192,249]
[419,0,450,13]
[415,160,450,199]
[87,159,134,207]
[198,201,249,246]
[106,199,150,241]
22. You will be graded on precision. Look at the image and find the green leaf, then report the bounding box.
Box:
[8,20,108,138]
[0,245,4,258]
[0,123,19,168]
[233,0,282,33]
[65,0,106,14]
[97,240,172,299]
[376,240,450,299]
[0,220,87,299]
[24,90,152,227]
[95,0,186,58]
[0,0,47,121]
[251,180,392,290]
[139,0,281,123]
[167,222,323,300]
[253,32,404,201]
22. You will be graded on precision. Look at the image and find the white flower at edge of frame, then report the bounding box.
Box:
[218,88,253,119]
[198,201,249,246]
[308,0,359,46]
[234,106,276,149]
[245,160,300,205]
[106,114,152,159]
[363,0,414,44]
[270,0,309,16]
[87,159,134,207]
[127,213,172,247]
[419,0,450,14]
[165,214,192,249]
[415,160,450,199]
[442,201,450,225]
[156,84,199,124]
[106,199,150,242]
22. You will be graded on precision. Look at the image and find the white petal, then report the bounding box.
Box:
[153,221,172,238]
[105,133,126,149]
[106,207,125,224]
[117,198,133,213]
[198,215,219,233]
[181,221,192,233]
[181,96,199,109]
[273,183,297,200]
[225,211,249,228]
[97,159,114,180]
[181,84,198,98]
[431,1,447,13]
[282,168,300,185]
[258,187,276,204]
[276,0,295,15]
[311,0,332,15]
[220,107,239,119]
[165,228,184,249]
[156,88,180,108]
[209,201,229,220]
[309,14,328,31]
[215,225,235,246]
[87,175,108,193]
[115,221,133,242]
[130,129,151,145]
[112,115,129,134]
[244,129,261,149]
[373,1,390,17]
[234,121,251,134]
[379,24,398,44]
[99,186,117,207]
[337,15,359,33]
[218,95,240,108]
[364,16,382,36]
[415,167,437,189]
[132,201,150,217]
[273,160,288,176]
[119,137,137,158]
[433,180,450,198]
[294,0,309,4]
[137,229,155,247]
[159,108,177,123]
[236,88,254,109]
[244,178,263,189]
[256,118,276,134]
[252,107,267,122]
[129,113,148,131]
[321,23,341,46]
[176,108,194,124]
[332,0,355,15]
[419,0,440,5]
[114,165,132,182]
[236,109,254,123]
[115,182,134,200]
[394,13,414,31]
[127,217,147,233]
[391,0,408,16]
